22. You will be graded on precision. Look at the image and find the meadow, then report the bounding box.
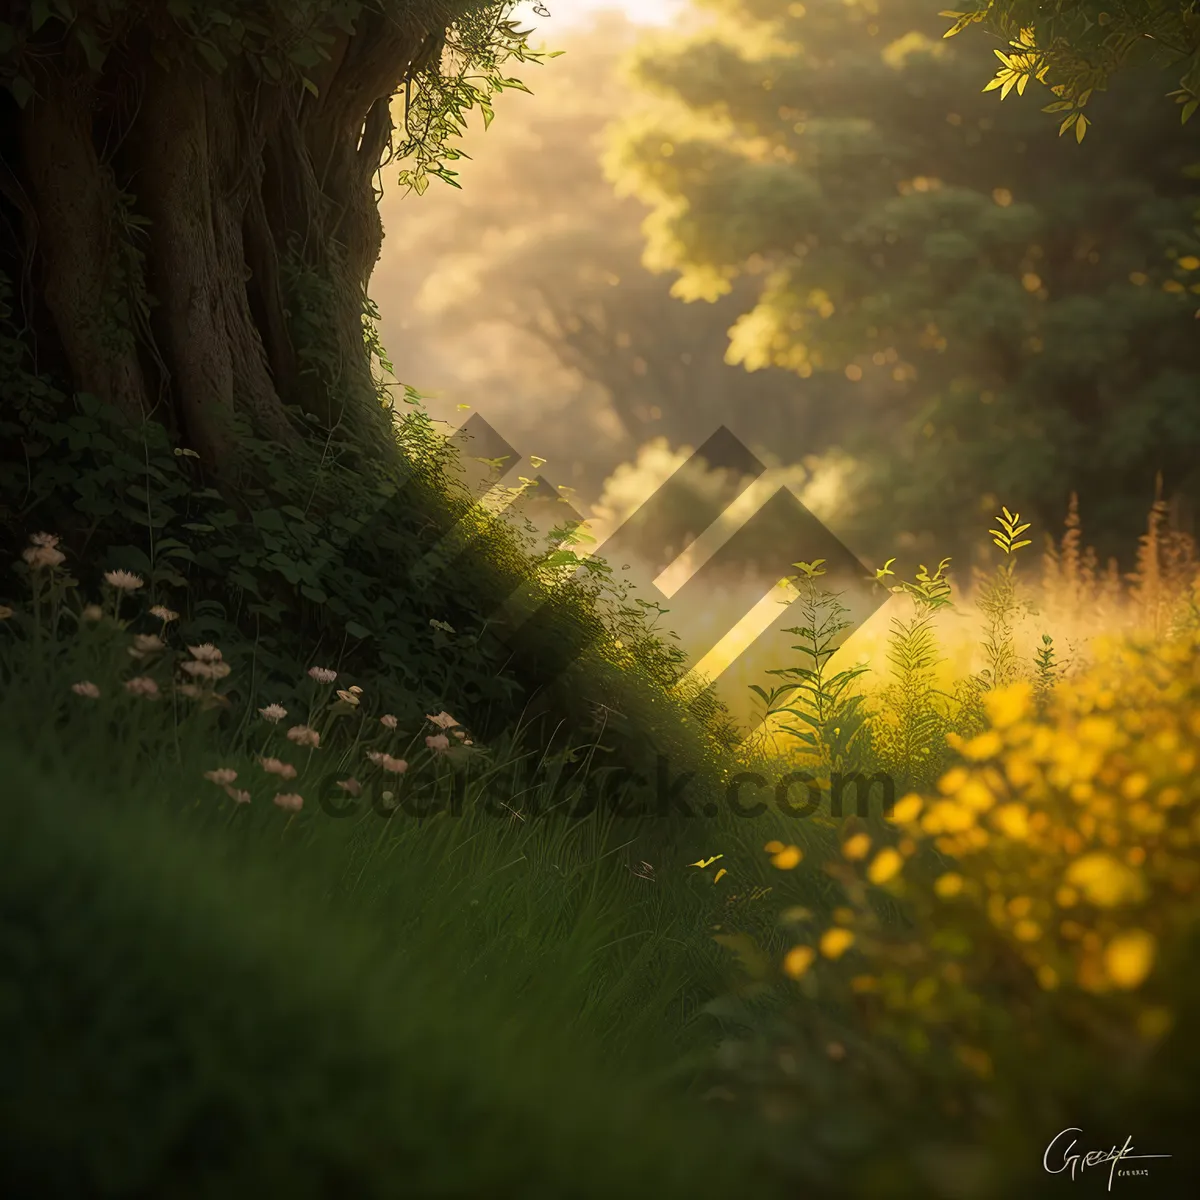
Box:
[1,2,1198,1194]
[3,463,1197,1198]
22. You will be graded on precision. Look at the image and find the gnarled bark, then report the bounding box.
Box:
[3,5,449,479]
[19,67,150,425]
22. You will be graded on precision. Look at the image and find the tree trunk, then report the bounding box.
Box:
[0,3,449,480]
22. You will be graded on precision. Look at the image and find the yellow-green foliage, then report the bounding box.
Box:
[709,496,1200,1191]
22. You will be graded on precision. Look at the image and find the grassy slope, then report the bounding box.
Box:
[0,739,782,1199]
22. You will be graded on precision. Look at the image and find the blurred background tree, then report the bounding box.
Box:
[603,0,1200,563]
[375,11,819,505]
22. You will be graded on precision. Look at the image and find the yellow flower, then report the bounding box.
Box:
[771,845,803,870]
[1013,919,1042,942]
[1120,772,1149,801]
[1037,964,1059,990]
[923,800,976,834]
[938,766,969,794]
[783,945,816,979]
[957,776,996,813]
[1004,753,1038,787]
[934,872,964,898]
[1066,853,1147,908]
[890,793,923,823]
[992,803,1030,840]
[1103,930,1156,990]
[842,833,871,860]
[1077,716,1119,747]
[820,928,855,959]
[984,681,1033,729]
[867,847,903,885]
[764,840,785,854]
[962,731,1002,760]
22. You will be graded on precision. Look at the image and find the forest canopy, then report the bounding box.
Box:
[604,0,1200,557]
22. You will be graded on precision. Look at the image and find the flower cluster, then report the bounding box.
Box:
[767,628,1200,1076]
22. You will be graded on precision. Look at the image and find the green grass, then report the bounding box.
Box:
[0,732,787,1198]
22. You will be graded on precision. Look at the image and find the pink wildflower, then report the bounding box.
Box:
[308,666,337,684]
[124,676,160,699]
[71,680,101,699]
[286,725,320,748]
[23,545,65,569]
[204,768,238,787]
[336,778,363,797]
[104,569,143,591]
[224,786,252,805]
[425,733,450,754]
[259,703,287,723]
[259,757,298,781]
[273,792,304,813]
[379,713,398,729]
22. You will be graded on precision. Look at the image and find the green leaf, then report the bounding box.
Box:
[74,24,106,73]
[9,75,34,108]
[31,0,52,32]
[302,76,319,98]
[196,40,227,73]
